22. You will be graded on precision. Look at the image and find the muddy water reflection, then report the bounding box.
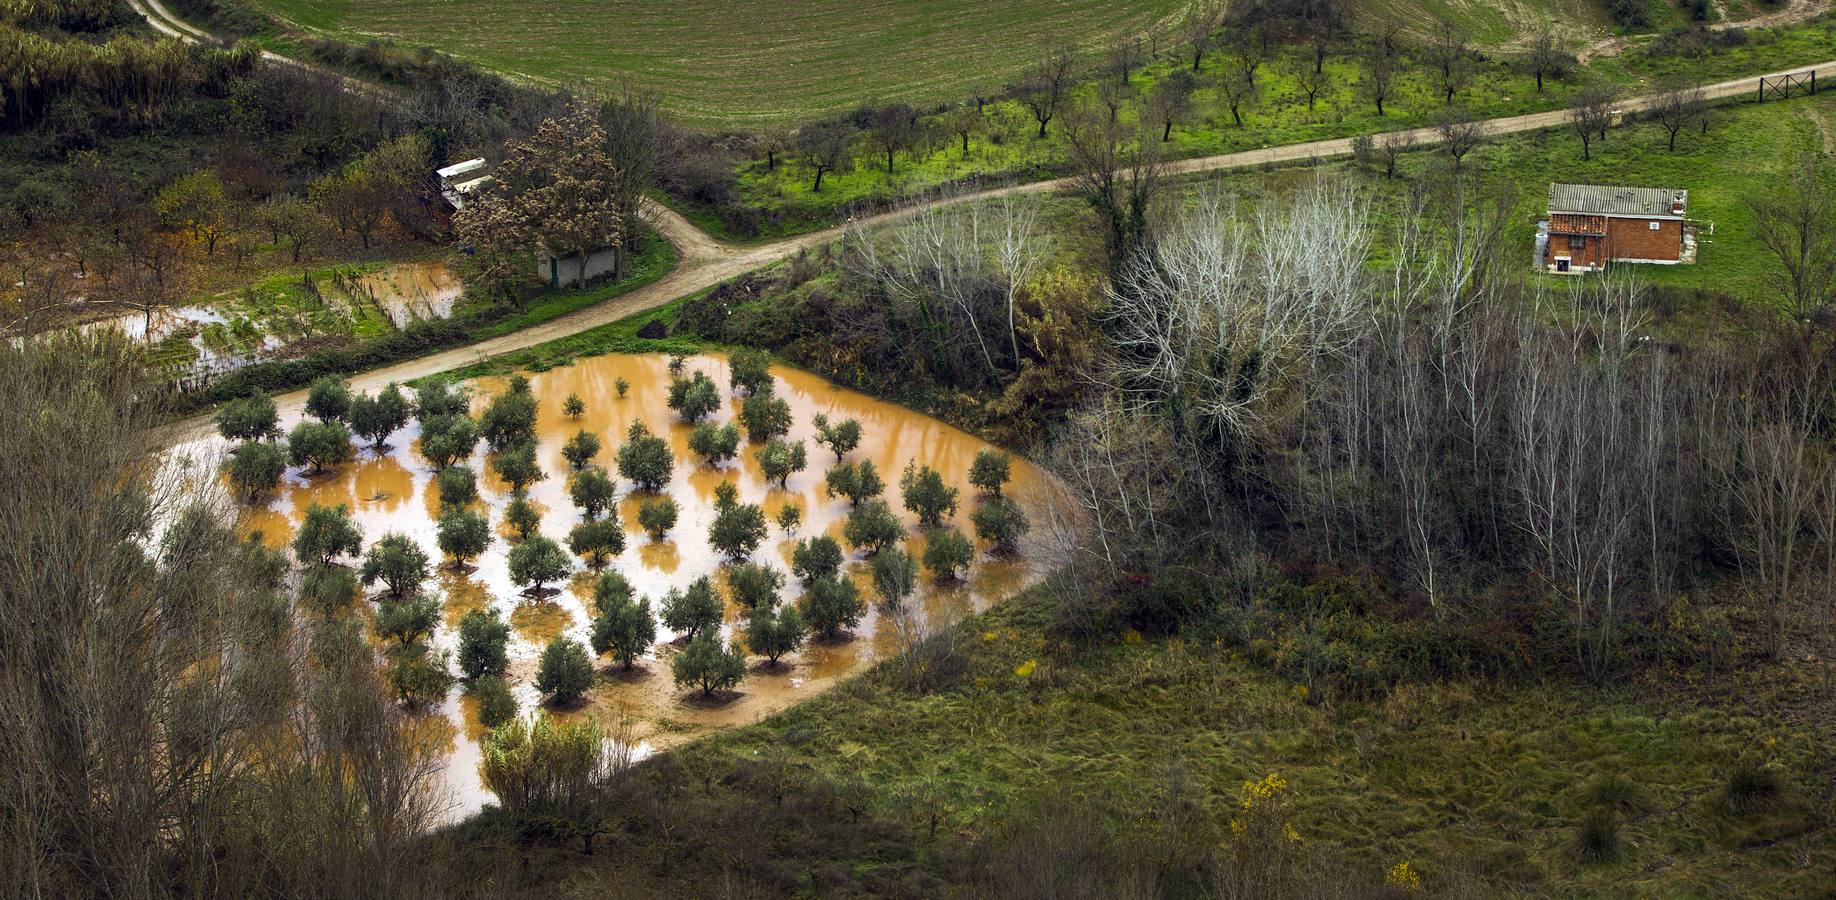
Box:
[229,352,1056,820]
[355,261,463,327]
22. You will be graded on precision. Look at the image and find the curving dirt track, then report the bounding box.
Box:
[135,1,1836,447]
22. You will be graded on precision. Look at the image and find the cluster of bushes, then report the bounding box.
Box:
[1213,570,1534,702]
[1646,23,1754,58]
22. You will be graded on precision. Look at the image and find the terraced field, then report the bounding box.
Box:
[244,0,1188,127]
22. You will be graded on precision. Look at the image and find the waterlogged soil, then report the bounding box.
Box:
[353,260,463,327]
[202,352,1056,819]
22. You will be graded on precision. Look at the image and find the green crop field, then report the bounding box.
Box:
[244,0,1189,127]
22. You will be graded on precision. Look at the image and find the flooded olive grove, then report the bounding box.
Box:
[175,352,1058,817]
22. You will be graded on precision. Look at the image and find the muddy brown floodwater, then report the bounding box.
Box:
[354,260,464,327]
[184,352,1059,820]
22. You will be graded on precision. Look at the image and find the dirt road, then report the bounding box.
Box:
[136,2,1836,446]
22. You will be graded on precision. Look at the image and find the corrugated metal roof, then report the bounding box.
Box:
[1549,183,1687,217]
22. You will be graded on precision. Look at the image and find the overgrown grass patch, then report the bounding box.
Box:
[666,588,1832,896]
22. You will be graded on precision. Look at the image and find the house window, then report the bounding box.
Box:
[1568,235,1586,250]
[1649,221,1661,231]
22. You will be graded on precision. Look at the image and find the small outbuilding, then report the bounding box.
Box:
[436,158,493,210]
[1540,183,1694,274]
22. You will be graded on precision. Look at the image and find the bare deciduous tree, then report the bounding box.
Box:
[1018,49,1077,138]
[1569,85,1617,161]
[1434,107,1485,171]
[1181,1,1226,72]
[1747,153,1836,327]
[1527,23,1564,93]
[1650,80,1705,152]
[1429,21,1471,104]
[1361,45,1397,116]
[1062,101,1163,273]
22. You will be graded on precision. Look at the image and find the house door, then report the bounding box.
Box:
[1556,257,1570,273]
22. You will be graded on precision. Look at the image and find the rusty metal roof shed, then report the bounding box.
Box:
[1549,183,1687,218]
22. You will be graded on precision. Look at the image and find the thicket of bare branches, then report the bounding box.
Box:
[842,194,1050,387]
[1056,174,1836,678]
[0,333,445,897]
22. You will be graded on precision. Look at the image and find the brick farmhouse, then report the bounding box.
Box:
[1541,183,1693,274]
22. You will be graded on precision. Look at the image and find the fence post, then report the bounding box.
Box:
[1759,76,1766,102]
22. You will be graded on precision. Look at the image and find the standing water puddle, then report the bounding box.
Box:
[349,260,463,327]
[186,352,1058,820]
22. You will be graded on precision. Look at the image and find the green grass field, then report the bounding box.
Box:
[243,0,1188,128]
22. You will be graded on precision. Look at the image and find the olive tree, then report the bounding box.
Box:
[569,466,617,519]
[671,632,746,697]
[688,421,741,466]
[226,440,286,502]
[968,449,1011,498]
[563,392,586,417]
[509,535,573,596]
[480,377,538,451]
[437,508,492,567]
[216,390,278,441]
[375,593,441,647]
[802,574,865,639]
[728,347,773,396]
[709,499,768,559]
[922,526,975,581]
[414,379,469,420]
[617,421,675,491]
[661,576,722,641]
[294,503,362,566]
[667,372,721,423]
[562,429,602,469]
[844,499,907,554]
[360,533,430,599]
[739,390,792,443]
[727,562,785,611]
[348,383,410,450]
[871,544,919,607]
[491,440,545,493]
[591,593,656,670]
[792,535,846,582]
[812,413,862,461]
[299,564,359,619]
[568,517,625,568]
[419,415,479,469]
[756,438,807,488]
[745,603,806,666]
[972,497,1030,556]
[899,461,959,527]
[504,496,541,541]
[472,675,517,727]
[436,464,479,510]
[535,636,594,705]
[638,497,679,539]
[458,609,511,679]
[287,420,353,474]
[305,375,352,423]
[825,460,884,507]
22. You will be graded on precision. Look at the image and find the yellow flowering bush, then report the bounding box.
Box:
[1228,773,1298,844]
[1385,860,1421,892]
[1014,658,1037,678]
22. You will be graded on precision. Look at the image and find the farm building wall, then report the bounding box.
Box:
[538,248,621,287]
[1545,233,1606,271]
[1604,218,1683,263]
